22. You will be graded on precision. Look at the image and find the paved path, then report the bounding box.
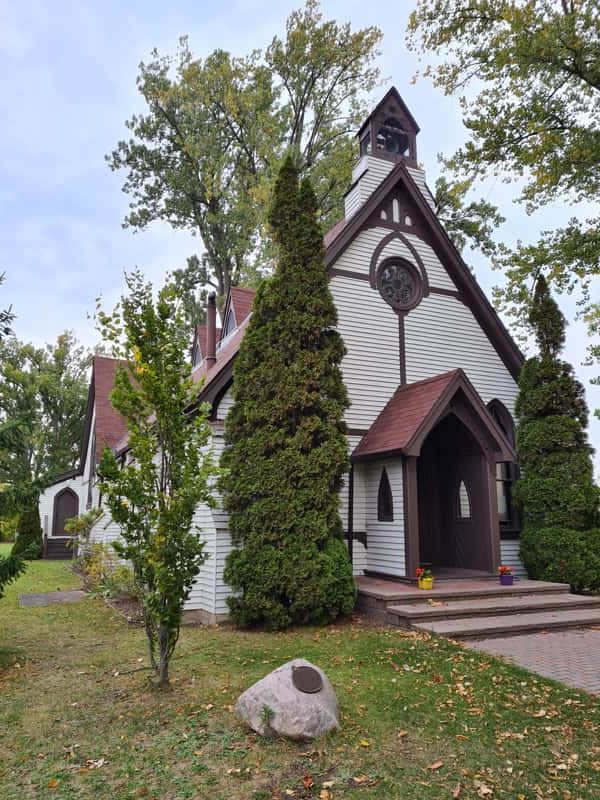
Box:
[19,590,86,607]
[470,628,600,695]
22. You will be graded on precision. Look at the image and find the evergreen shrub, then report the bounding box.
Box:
[520,526,600,592]
[221,157,356,629]
[11,508,43,558]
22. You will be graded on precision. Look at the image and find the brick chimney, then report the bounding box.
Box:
[205,293,217,368]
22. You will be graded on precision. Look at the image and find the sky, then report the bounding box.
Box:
[1,0,598,459]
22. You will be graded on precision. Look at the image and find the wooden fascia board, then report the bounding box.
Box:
[405,370,516,461]
[325,163,524,381]
[357,87,420,138]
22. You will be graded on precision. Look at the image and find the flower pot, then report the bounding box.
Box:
[499,574,513,586]
[418,577,434,590]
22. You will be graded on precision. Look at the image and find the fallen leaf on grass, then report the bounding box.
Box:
[397,729,408,738]
[532,709,546,718]
[352,775,369,785]
[453,784,462,798]
[359,739,370,748]
[47,778,59,789]
[428,760,444,771]
[473,779,493,797]
[322,780,335,788]
[302,775,314,789]
[319,790,331,800]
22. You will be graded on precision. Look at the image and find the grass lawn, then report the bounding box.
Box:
[0,558,598,800]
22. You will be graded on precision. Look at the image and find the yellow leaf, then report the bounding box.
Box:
[359,739,370,748]
[47,778,59,789]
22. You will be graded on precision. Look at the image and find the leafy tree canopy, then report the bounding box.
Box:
[108,1,382,303]
[0,332,90,514]
[407,0,600,387]
[0,273,14,340]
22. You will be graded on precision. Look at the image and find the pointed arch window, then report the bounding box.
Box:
[457,480,471,519]
[487,400,518,528]
[377,468,394,521]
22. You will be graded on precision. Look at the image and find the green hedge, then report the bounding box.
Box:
[520,526,600,592]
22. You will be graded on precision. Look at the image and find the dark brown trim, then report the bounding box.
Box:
[368,230,429,293]
[330,268,370,282]
[500,529,521,541]
[363,569,412,584]
[429,286,463,302]
[403,455,419,579]
[398,315,406,385]
[346,427,370,437]
[347,465,354,565]
[325,162,524,381]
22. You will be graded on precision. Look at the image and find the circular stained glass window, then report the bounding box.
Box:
[377,259,422,311]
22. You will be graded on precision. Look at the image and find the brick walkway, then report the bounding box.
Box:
[470,629,600,695]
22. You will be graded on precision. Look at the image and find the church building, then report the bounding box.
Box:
[39,89,525,619]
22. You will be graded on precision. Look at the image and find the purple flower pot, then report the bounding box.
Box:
[499,574,514,586]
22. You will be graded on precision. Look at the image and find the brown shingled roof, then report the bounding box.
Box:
[352,369,515,462]
[92,356,128,462]
[194,324,221,357]
[229,286,255,327]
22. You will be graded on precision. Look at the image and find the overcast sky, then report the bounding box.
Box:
[1,0,598,459]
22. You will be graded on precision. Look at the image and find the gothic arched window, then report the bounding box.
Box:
[488,400,518,527]
[377,468,394,521]
[457,480,471,519]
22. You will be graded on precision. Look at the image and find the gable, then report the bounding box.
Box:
[326,162,523,381]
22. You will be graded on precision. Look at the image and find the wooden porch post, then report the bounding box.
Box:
[403,455,419,578]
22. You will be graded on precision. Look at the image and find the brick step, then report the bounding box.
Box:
[387,592,600,626]
[358,578,571,607]
[413,607,600,640]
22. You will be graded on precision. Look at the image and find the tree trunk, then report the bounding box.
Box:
[156,622,171,688]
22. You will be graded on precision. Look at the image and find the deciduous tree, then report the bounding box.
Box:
[221,157,355,630]
[96,271,218,687]
[108,1,382,303]
[407,0,600,385]
[0,332,90,514]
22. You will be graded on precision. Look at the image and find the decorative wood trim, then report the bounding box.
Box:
[403,456,419,579]
[346,427,370,438]
[368,230,429,294]
[325,161,524,381]
[347,465,354,565]
[398,316,406,385]
[329,268,370,282]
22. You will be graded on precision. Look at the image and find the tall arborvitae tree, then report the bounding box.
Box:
[515,276,598,541]
[221,156,355,630]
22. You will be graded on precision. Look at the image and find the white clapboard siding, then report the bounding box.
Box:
[333,228,388,277]
[500,539,527,579]
[365,459,405,576]
[406,166,436,210]
[339,435,367,576]
[186,501,218,614]
[331,274,401,429]
[344,156,394,216]
[404,293,519,413]
[215,389,235,421]
[402,233,456,291]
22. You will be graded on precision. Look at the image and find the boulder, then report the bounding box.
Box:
[235,658,339,740]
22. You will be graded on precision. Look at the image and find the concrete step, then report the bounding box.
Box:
[358,578,571,607]
[387,592,600,626]
[413,607,600,640]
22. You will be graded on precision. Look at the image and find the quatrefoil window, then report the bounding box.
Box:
[376,258,422,312]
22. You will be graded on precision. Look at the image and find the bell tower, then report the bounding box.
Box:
[344,88,423,219]
[357,87,420,165]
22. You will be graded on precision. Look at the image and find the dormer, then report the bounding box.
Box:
[345,88,427,219]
